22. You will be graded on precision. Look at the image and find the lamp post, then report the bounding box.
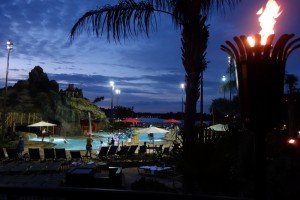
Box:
[115,89,121,120]
[228,56,233,102]
[2,40,13,139]
[181,83,185,123]
[115,89,121,107]
[222,75,226,99]
[110,81,114,121]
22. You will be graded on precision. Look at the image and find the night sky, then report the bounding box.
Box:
[0,0,299,113]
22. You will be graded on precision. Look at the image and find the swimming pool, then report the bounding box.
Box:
[29,132,167,150]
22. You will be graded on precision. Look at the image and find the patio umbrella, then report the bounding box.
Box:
[27,121,57,127]
[164,119,181,123]
[121,118,142,123]
[206,124,228,132]
[27,121,57,135]
[139,126,169,134]
[139,126,169,148]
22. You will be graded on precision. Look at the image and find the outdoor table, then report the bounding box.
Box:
[139,165,172,175]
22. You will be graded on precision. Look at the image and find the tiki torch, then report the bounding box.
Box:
[221,0,300,199]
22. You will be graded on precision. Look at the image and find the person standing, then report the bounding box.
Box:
[16,136,25,159]
[99,140,103,150]
[41,128,46,142]
[110,137,115,146]
[85,134,94,158]
[97,140,103,155]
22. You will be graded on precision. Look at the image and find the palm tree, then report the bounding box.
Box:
[285,74,298,139]
[70,0,242,193]
[93,96,105,104]
[285,74,298,93]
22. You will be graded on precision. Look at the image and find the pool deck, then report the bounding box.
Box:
[0,163,182,191]
[0,136,181,195]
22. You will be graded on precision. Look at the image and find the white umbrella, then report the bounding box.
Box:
[27,121,57,136]
[27,121,57,127]
[139,126,169,134]
[139,126,169,149]
[206,124,228,132]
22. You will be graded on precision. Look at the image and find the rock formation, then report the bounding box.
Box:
[0,66,107,136]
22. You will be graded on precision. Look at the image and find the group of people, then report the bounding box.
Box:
[85,134,118,158]
[15,132,119,160]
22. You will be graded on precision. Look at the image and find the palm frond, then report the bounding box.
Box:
[172,0,242,19]
[70,0,162,42]
[201,0,242,15]
[93,96,104,104]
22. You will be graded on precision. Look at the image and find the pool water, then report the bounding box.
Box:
[29,132,167,150]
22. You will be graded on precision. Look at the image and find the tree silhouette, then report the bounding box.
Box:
[285,74,298,93]
[93,96,105,104]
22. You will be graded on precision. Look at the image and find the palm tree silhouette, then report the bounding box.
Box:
[69,0,242,193]
[285,74,298,93]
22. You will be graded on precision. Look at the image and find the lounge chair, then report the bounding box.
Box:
[0,148,9,163]
[0,161,16,174]
[0,148,30,174]
[26,161,49,174]
[69,151,83,170]
[6,148,19,160]
[97,146,109,160]
[54,148,70,171]
[127,145,138,156]
[7,160,32,174]
[26,148,46,173]
[28,148,41,161]
[0,160,31,174]
[116,146,130,156]
[138,145,147,155]
[43,148,55,161]
[70,151,82,162]
[55,148,68,161]
[45,160,66,172]
[107,145,118,156]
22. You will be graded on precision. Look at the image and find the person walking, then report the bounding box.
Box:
[85,134,94,158]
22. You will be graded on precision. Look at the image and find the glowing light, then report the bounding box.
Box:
[247,36,255,47]
[248,0,282,46]
[288,139,295,144]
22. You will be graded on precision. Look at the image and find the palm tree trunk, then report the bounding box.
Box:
[182,73,199,193]
[200,71,203,125]
[181,13,208,193]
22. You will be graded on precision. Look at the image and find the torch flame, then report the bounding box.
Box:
[248,0,282,46]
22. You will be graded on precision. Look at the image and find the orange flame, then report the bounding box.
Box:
[248,0,282,46]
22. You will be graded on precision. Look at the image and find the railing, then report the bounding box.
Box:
[0,186,251,200]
